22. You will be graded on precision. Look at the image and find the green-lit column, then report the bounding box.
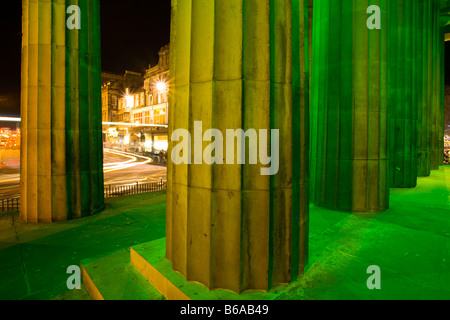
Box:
[311,0,389,212]
[20,0,104,223]
[417,0,444,176]
[167,0,310,293]
[388,0,418,188]
[440,17,445,166]
[418,0,432,176]
[430,0,444,170]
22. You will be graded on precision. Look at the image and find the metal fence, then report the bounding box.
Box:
[0,197,20,213]
[0,181,166,213]
[104,180,167,198]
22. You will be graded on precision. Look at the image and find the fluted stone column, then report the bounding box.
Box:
[388,0,418,188]
[417,0,444,176]
[387,0,445,186]
[21,0,104,223]
[167,0,310,293]
[429,0,444,171]
[417,0,432,176]
[310,0,389,212]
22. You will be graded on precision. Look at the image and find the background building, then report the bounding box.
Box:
[101,71,143,123]
[101,45,170,155]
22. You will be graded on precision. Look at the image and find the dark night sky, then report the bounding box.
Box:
[100,0,171,74]
[0,1,22,117]
[0,2,450,119]
[0,0,171,118]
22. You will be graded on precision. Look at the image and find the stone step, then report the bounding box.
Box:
[81,248,164,300]
[130,238,281,300]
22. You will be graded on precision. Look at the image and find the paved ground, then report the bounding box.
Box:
[0,167,449,300]
[0,192,167,300]
[278,167,450,300]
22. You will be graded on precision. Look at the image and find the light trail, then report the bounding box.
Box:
[102,122,168,128]
[0,174,20,184]
[0,117,21,122]
[103,149,137,169]
[0,117,168,128]
[0,149,153,183]
[103,148,153,173]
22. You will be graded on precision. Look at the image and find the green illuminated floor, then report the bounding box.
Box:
[0,167,449,300]
[0,192,167,300]
[281,167,450,299]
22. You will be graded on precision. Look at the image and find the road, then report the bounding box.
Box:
[103,149,167,187]
[0,148,167,198]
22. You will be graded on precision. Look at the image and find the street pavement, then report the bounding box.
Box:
[0,149,167,198]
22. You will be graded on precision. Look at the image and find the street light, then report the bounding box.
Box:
[124,88,134,109]
[125,95,135,109]
[155,80,168,93]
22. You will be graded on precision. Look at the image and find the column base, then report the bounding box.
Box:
[131,238,282,300]
[81,238,288,300]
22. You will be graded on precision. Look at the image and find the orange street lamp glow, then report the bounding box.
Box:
[155,81,168,93]
[125,95,134,109]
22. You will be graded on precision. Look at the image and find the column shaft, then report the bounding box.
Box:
[167,0,310,293]
[311,0,389,212]
[388,0,418,188]
[417,0,443,176]
[21,0,104,222]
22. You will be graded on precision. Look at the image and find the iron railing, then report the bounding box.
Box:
[0,197,20,213]
[0,181,167,213]
[104,180,167,198]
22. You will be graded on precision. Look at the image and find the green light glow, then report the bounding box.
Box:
[311,0,445,211]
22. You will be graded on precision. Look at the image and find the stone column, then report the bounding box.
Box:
[21,0,104,223]
[429,0,444,171]
[388,0,418,188]
[167,0,310,293]
[417,0,444,176]
[310,0,389,212]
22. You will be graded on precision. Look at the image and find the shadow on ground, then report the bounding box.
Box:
[0,191,166,300]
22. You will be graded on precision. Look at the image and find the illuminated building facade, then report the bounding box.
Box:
[101,71,143,123]
[140,44,170,152]
[101,45,170,153]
